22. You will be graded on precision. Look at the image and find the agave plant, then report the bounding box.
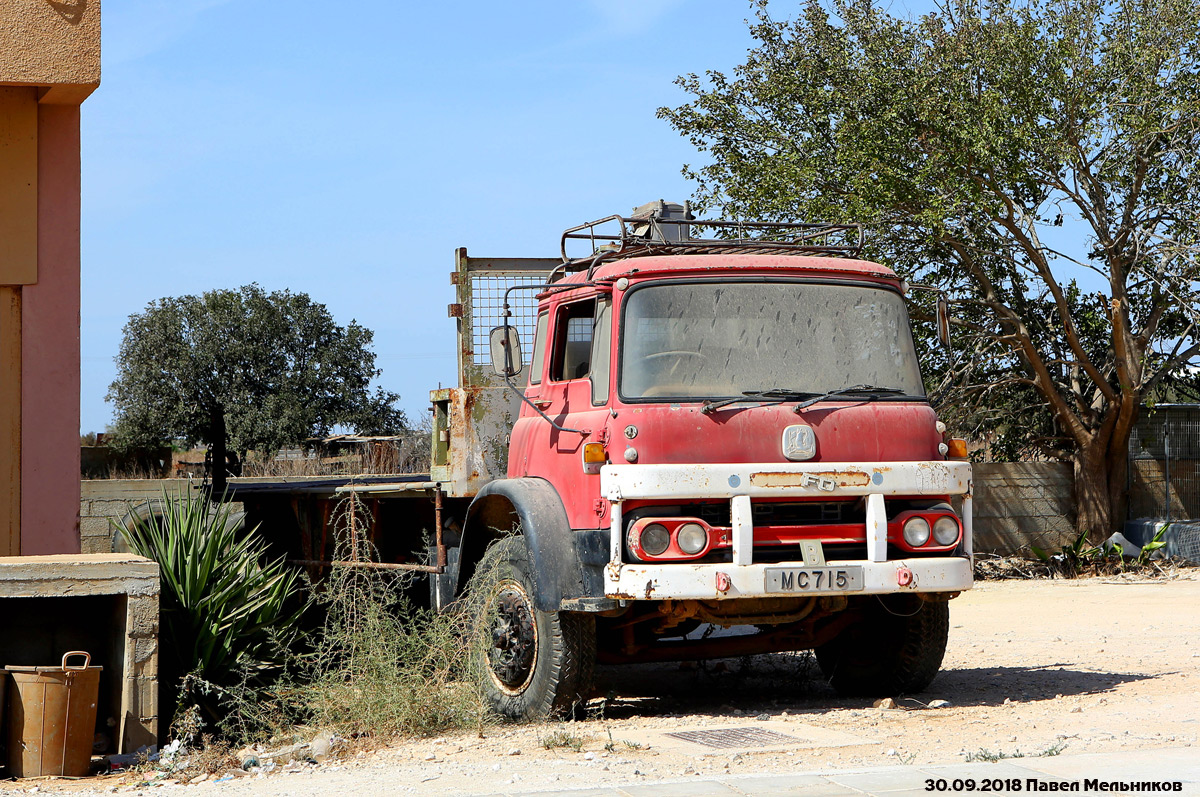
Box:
[114,487,306,698]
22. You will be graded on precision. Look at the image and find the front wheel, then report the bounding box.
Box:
[472,536,595,721]
[814,596,949,697]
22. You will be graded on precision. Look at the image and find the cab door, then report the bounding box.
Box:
[516,295,612,529]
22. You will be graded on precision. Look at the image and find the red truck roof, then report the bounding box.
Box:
[576,253,898,283]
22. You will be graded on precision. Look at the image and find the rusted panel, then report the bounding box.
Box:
[750,470,871,489]
[429,250,562,497]
[288,487,445,574]
[429,385,522,497]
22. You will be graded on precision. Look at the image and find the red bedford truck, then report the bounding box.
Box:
[230,201,973,720]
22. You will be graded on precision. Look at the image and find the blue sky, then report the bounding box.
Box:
[81,0,944,434]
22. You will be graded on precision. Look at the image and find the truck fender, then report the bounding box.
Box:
[455,477,589,612]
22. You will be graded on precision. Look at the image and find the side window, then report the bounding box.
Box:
[528,312,549,385]
[590,298,612,405]
[551,299,597,381]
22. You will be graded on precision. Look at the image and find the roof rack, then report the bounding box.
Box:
[560,200,863,268]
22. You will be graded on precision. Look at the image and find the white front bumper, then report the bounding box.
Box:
[605,557,972,601]
[600,460,974,601]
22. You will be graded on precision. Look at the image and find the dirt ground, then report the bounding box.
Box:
[9,571,1200,795]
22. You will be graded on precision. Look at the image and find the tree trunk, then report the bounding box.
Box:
[1074,442,1112,543]
[1073,402,1139,543]
[210,405,228,498]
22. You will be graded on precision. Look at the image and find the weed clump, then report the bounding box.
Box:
[965,741,1066,762]
[540,730,586,751]
[209,492,499,745]
[301,513,489,737]
[975,527,1191,581]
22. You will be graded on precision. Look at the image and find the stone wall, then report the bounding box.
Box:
[971,462,1077,554]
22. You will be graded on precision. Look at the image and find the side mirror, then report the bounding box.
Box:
[489,326,523,377]
[935,295,952,348]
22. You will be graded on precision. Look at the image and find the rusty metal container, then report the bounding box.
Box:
[5,652,102,778]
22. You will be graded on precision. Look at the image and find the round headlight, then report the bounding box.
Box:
[677,522,708,555]
[903,516,931,547]
[640,523,670,556]
[932,515,960,546]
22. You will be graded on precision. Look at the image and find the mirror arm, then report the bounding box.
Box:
[501,306,516,376]
[502,368,588,436]
[500,282,593,436]
[906,283,954,353]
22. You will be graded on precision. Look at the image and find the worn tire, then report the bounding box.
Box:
[814,596,948,697]
[473,536,596,721]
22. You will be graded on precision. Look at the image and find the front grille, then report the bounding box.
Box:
[753,544,869,563]
[691,500,863,527]
[698,543,869,564]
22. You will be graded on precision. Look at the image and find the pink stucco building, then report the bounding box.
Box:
[0,0,100,555]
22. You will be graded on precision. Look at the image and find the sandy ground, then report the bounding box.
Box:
[7,571,1199,795]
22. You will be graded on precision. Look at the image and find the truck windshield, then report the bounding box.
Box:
[619,281,925,401]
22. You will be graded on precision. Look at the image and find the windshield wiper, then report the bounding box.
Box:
[701,385,912,415]
[701,389,813,415]
[792,384,909,413]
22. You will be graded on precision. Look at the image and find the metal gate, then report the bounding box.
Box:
[1128,404,1200,522]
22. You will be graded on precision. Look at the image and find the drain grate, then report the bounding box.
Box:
[664,727,801,749]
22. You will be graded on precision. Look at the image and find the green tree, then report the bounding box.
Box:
[659,0,1200,538]
[108,284,407,493]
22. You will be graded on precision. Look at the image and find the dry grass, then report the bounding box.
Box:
[973,552,1195,580]
[298,493,496,739]
[200,492,502,748]
[185,736,239,776]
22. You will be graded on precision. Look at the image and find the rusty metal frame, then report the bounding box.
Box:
[451,248,562,390]
[431,250,564,497]
[561,214,864,264]
[287,485,448,574]
[596,609,859,664]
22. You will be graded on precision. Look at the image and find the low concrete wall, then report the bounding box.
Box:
[81,480,198,554]
[81,480,253,554]
[0,554,159,752]
[971,462,1077,555]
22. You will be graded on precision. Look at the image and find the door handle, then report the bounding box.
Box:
[531,399,551,409]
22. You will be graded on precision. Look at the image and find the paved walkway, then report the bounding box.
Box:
[482,746,1199,796]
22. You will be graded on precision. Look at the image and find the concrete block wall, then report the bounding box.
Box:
[970,462,1077,554]
[80,480,196,554]
[125,590,160,749]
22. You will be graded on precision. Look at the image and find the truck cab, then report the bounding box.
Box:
[443,202,972,720]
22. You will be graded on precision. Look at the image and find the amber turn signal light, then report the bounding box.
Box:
[946,438,969,458]
[583,442,607,464]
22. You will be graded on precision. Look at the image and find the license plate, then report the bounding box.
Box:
[765,566,863,593]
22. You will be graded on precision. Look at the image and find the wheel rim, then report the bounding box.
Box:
[487,579,538,694]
